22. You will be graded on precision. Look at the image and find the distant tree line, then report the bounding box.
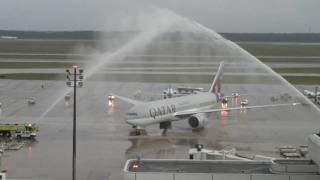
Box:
[0,30,97,40]
[221,33,320,43]
[1,30,320,42]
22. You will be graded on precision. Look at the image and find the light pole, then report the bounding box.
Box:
[315,86,318,103]
[66,65,84,180]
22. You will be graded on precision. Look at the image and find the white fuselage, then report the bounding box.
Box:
[125,92,217,127]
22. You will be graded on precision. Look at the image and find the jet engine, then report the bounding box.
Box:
[188,113,208,129]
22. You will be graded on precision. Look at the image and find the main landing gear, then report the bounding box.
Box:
[130,121,172,136]
[160,121,172,136]
[130,126,147,136]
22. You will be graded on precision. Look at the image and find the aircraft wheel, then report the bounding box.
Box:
[135,129,141,136]
[129,128,146,136]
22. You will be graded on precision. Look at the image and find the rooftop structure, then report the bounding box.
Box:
[124,133,320,180]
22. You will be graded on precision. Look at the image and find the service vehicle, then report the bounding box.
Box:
[108,94,115,107]
[0,123,38,138]
[26,97,36,105]
[240,98,249,106]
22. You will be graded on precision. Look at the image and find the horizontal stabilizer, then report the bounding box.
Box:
[110,94,143,105]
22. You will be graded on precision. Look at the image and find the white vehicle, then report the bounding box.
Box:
[231,92,240,98]
[26,98,36,105]
[303,90,320,98]
[138,86,204,100]
[108,95,115,107]
[176,87,204,94]
[163,87,204,99]
[111,62,299,134]
[240,99,249,106]
[15,131,37,138]
[163,87,177,99]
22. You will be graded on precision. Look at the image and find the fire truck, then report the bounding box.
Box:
[0,123,38,138]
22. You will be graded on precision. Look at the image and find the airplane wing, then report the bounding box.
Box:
[110,94,144,105]
[174,102,300,117]
[224,94,248,99]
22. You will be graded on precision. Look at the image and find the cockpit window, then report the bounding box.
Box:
[126,113,138,116]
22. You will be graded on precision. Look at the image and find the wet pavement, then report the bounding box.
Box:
[0,79,319,180]
[0,35,319,180]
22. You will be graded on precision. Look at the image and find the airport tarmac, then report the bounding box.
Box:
[0,36,319,180]
[0,79,319,180]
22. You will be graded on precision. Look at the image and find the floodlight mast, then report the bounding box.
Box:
[66,65,83,180]
[315,87,318,103]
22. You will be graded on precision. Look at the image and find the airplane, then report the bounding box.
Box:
[303,90,320,98]
[111,62,300,135]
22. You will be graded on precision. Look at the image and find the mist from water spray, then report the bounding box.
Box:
[34,8,192,123]
[185,20,320,112]
[35,6,320,124]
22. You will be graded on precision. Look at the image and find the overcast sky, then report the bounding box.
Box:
[0,0,319,33]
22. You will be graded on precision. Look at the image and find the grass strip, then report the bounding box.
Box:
[0,73,319,84]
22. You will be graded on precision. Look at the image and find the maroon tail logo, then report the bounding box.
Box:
[212,76,223,102]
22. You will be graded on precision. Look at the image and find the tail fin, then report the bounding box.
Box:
[209,62,224,98]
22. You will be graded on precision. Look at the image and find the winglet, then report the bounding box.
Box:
[110,94,143,105]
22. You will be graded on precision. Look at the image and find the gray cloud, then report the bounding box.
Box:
[0,0,319,32]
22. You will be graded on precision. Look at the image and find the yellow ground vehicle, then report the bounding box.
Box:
[0,123,38,138]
